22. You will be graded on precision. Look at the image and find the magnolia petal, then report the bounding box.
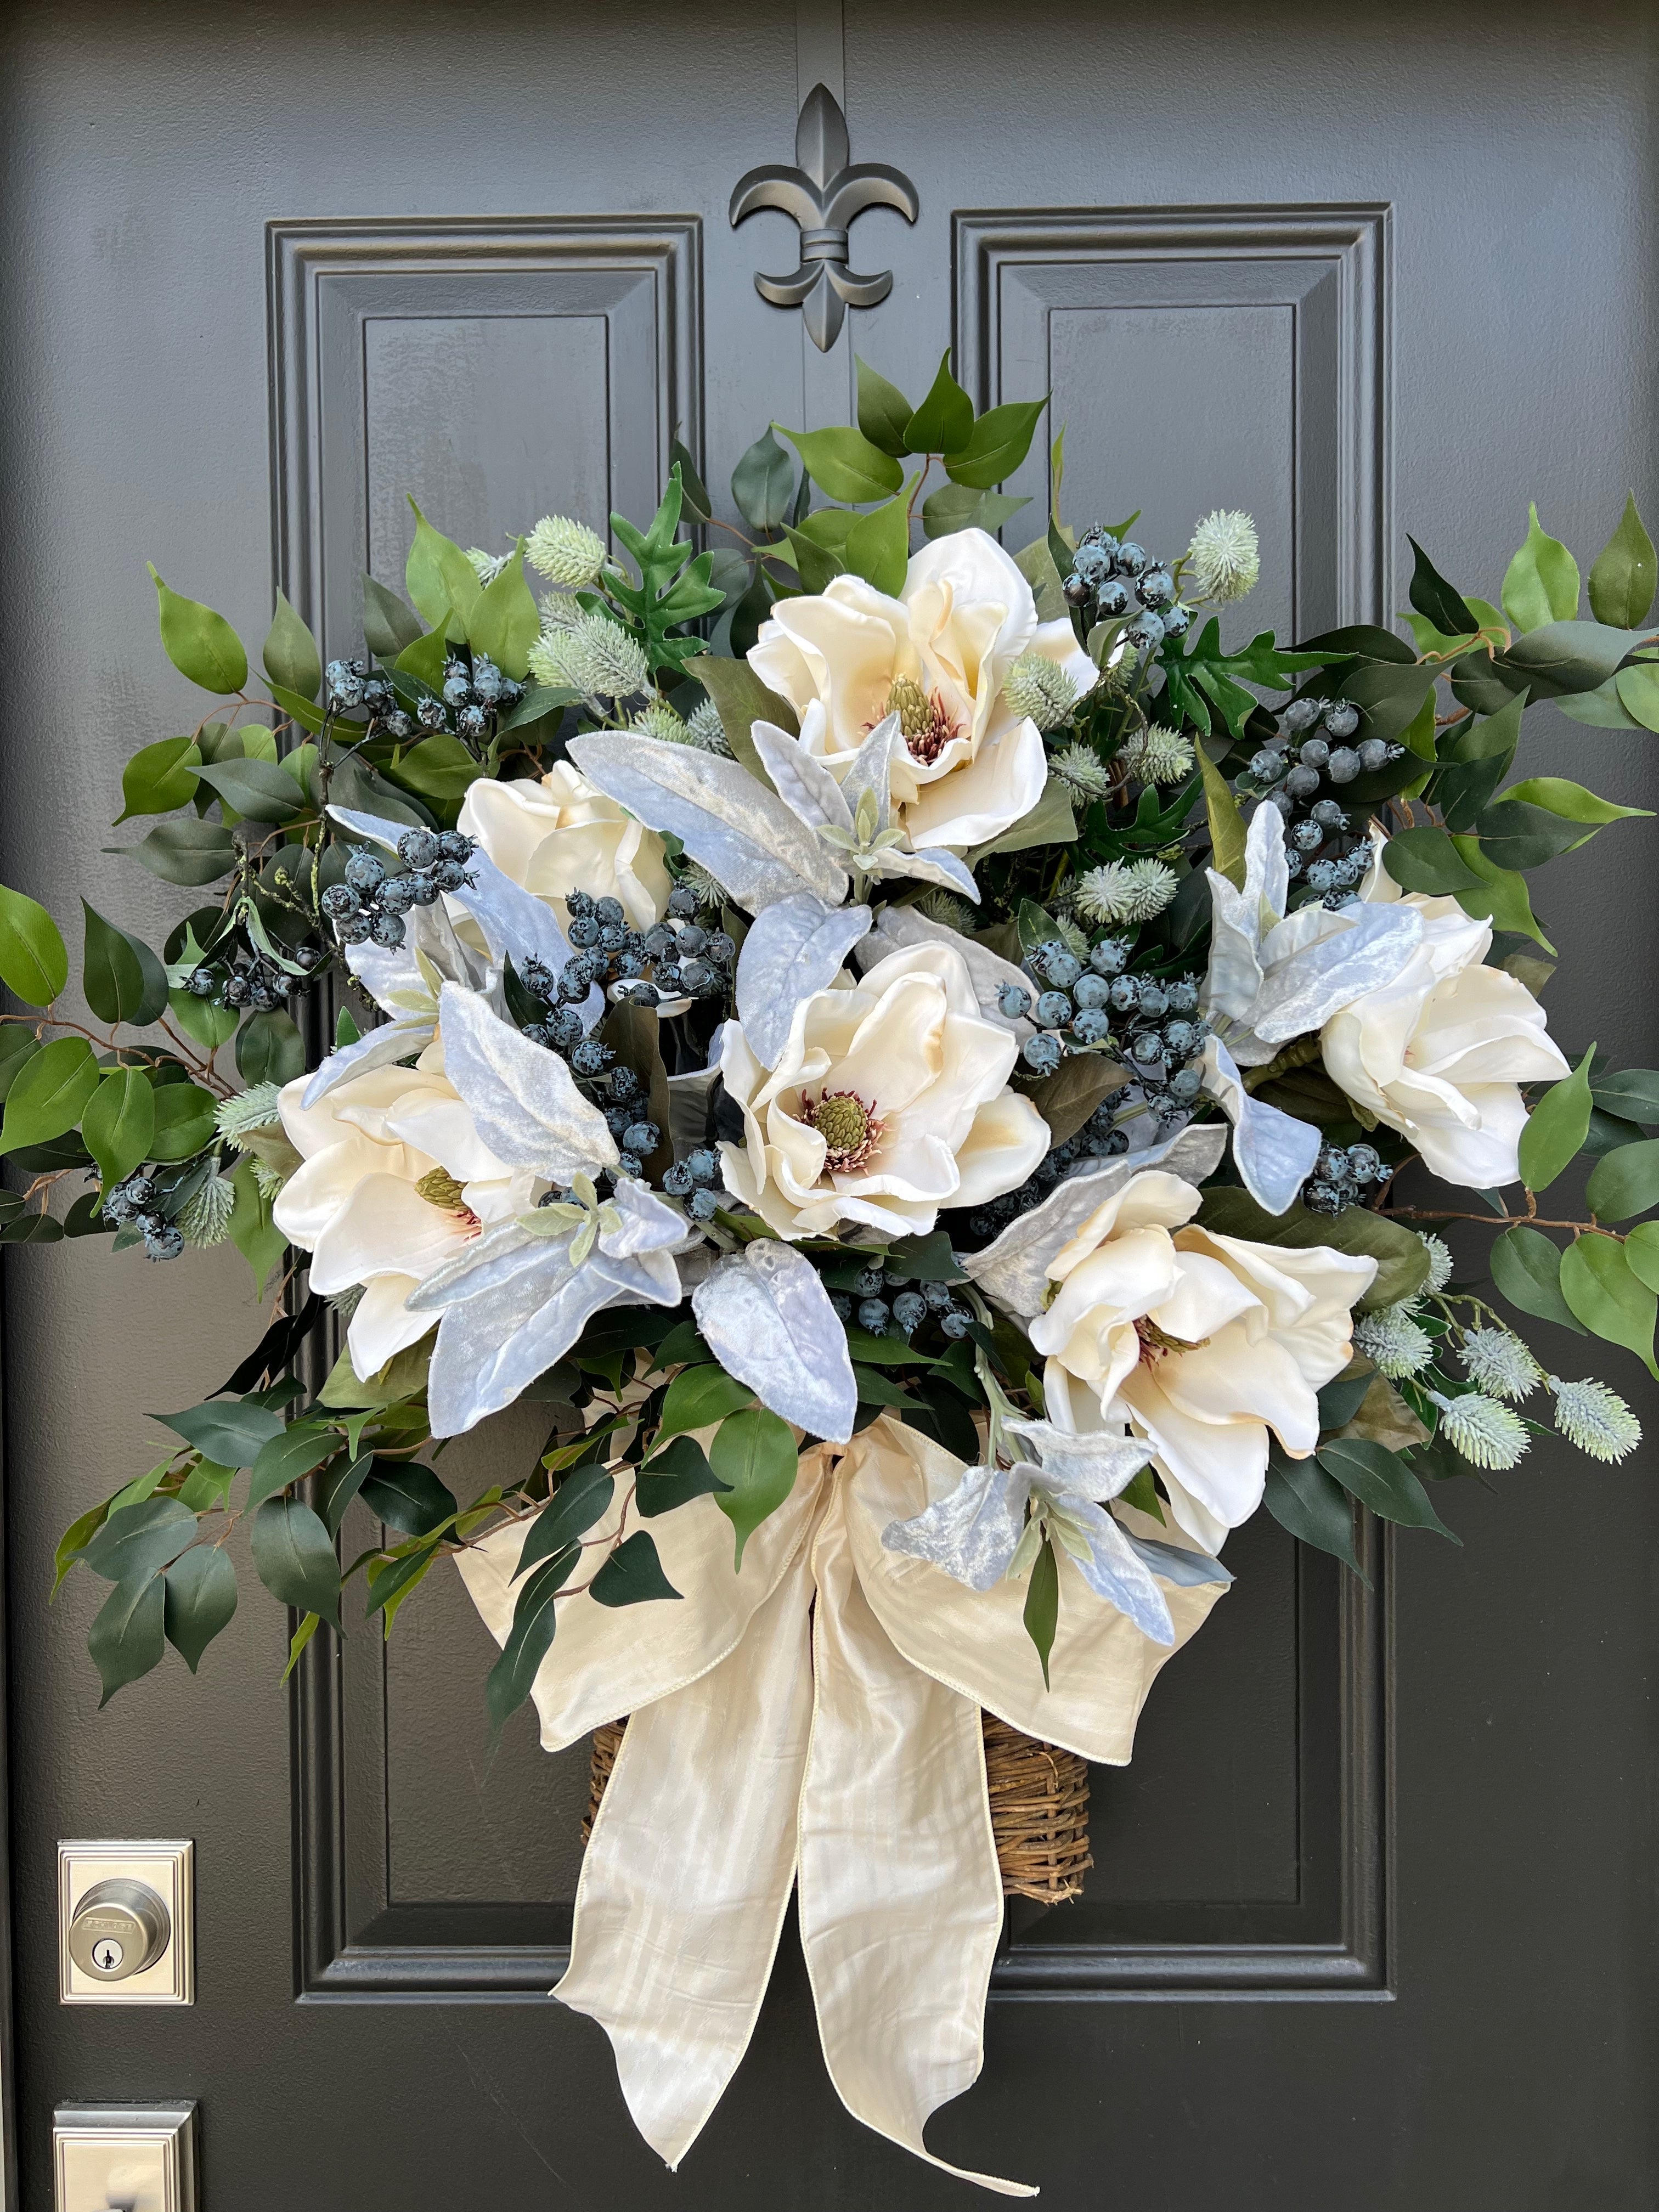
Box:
[857,906,1033,1034]
[1199,1036,1322,1216]
[437,983,617,1180]
[300,1018,436,1109]
[962,1124,1228,1319]
[734,896,872,1070]
[881,1460,1029,1591]
[569,732,848,911]
[749,720,854,836]
[691,1239,858,1443]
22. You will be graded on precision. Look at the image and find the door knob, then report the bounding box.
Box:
[67,1878,171,1984]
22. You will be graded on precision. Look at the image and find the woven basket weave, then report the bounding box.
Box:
[584,1712,1092,1906]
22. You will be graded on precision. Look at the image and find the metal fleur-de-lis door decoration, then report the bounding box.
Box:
[730,83,919,351]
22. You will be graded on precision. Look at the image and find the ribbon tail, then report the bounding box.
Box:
[555,1536,816,2169]
[799,1489,1039,2197]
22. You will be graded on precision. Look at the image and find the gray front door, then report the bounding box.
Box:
[4,2,1656,2204]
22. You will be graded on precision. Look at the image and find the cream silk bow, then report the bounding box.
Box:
[456,1415,1223,2194]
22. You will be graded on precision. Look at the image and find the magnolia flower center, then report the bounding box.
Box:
[415,1167,480,1228]
[805,1088,884,1173]
[882,676,962,766]
[1135,1314,1210,1365]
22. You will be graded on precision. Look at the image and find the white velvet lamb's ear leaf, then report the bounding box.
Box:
[325,805,413,854]
[1122,1529,1233,1588]
[1002,1418,1152,1503]
[691,1240,858,1443]
[437,983,618,1180]
[839,712,903,831]
[300,1017,435,1108]
[734,896,872,1069]
[1060,1501,1176,1645]
[447,848,580,989]
[568,732,849,912]
[862,843,981,901]
[748,721,854,836]
[1249,902,1423,1044]
[881,1460,1029,1591]
[1199,1036,1322,1216]
[962,1123,1229,1318]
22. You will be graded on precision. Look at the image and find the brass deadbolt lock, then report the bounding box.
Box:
[67,1878,172,1984]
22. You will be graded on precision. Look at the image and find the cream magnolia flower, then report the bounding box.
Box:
[456,760,671,929]
[1030,1169,1376,1552]
[272,1052,536,1380]
[747,526,1095,851]
[1320,837,1569,1187]
[718,938,1049,1238]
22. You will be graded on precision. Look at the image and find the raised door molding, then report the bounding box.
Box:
[955,205,1391,639]
[267,215,702,654]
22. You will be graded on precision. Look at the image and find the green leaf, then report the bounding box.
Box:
[148,565,248,693]
[635,1435,730,1518]
[116,736,202,823]
[1317,1438,1458,1541]
[854,357,913,457]
[228,1158,286,1290]
[1447,834,1555,952]
[660,1362,757,1442]
[485,1546,578,1729]
[1262,1451,1363,1575]
[250,1497,342,1628]
[1022,1532,1059,1687]
[1588,492,1657,629]
[1499,776,1651,827]
[731,427,797,532]
[362,574,425,656]
[1474,798,1595,872]
[882,1229,968,1283]
[162,1544,238,1671]
[1013,535,1070,623]
[1593,1068,1659,1124]
[1560,1235,1658,1377]
[776,424,904,506]
[126,820,238,887]
[0,1037,98,1155]
[778,522,845,594]
[685,655,797,784]
[81,902,168,1028]
[591,1529,682,1606]
[944,399,1048,491]
[1498,618,1648,699]
[155,1397,283,1466]
[246,1420,340,1510]
[1383,827,1483,895]
[844,498,910,596]
[360,1460,458,1538]
[710,1406,798,1570]
[1518,1044,1595,1193]
[1197,750,1246,888]
[177,1458,235,1513]
[148,1081,216,1164]
[88,1573,167,1705]
[282,1611,321,1680]
[262,591,322,701]
[1585,1138,1659,1222]
[316,1452,374,1538]
[82,1069,155,1189]
[902,349,973,455]
[364,1543,439,1631]
[1406,537,1479,638]
[1489,1223,1587,1335]
[386,733,486,809]
[1501,504,1579,633]
[404,500,479,635]
[1195,1188,1429,1311]
[919,483,1029,541]
[670,438,715,523]
[81,1496,196,1583]
[1026,1049,1133,1148]
[515,1463,616,1578]
[1623,1220,1659,1295]
[0,1027,36,1102]
[193,758,306,825]
[235,1009,304,1087]
[394,627,450,689]
[53,1500,112,1598]
[1615,662,1659,731]
[466,539,539,678]
[0,884,67,1004]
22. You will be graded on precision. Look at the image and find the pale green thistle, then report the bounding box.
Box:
[1547,1376,1643,1463]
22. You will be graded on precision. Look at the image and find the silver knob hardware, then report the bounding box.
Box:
[67,1878,171,1984]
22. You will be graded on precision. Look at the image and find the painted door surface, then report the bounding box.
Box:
[3,2,1656,2204]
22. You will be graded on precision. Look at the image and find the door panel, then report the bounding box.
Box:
[3,1,1656,2204]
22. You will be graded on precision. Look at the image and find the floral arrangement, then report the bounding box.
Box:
[12,345,1659,2188]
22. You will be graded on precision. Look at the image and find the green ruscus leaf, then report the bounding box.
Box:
[147,565,249,693]
[1588,493,1657,629]
[0,883,68,1005]
[1517,1044,1595,1194]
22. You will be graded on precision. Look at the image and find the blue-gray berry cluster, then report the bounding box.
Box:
[325,651,524,753]
[1238,697,1406,904]
[830,1266,972,1341]
[321,828,477,952]
[1063,526,1191,656]
[1004,937,1209,1113]
[662,1147,724,1222]
[101,1171,185,1260]
[1301,1140,1384,1216]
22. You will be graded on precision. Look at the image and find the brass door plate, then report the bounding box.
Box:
[53,2102,197,2212]
[58,1842,193,2005]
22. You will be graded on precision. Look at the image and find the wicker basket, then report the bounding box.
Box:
[583,1711,1092,1906]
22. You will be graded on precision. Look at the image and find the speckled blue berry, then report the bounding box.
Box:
[1123,610,1165,652]
[321,884,359,919]
[856,1297,891,1334]
[1169,1064,1204,1101]
[1282,697,1322,733]
[685,1149,718,1186]
[1321,701,1360,739]
[1073,973,1111,1011]
[1136,566,1175,608]
[369,911,406,947]
[663,1161,695,1197]
[571,1040,613,1076]
[922,1279,955,1311]
[623,1122,659,1156]
[1161,602,1192,639]
[1088,938,1129,976]
[891,1291,927,1335]
[344,853,385,895]
[998,981,1031,1019]
[940,1309,971,1339]
[1094,578,1131,619]
[1035,990,1073,1028]
[1114,541,1149,579]
[1022,1034,1063,1075]
[1071,1008,1111,1045]
[1325,747,1360,783]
